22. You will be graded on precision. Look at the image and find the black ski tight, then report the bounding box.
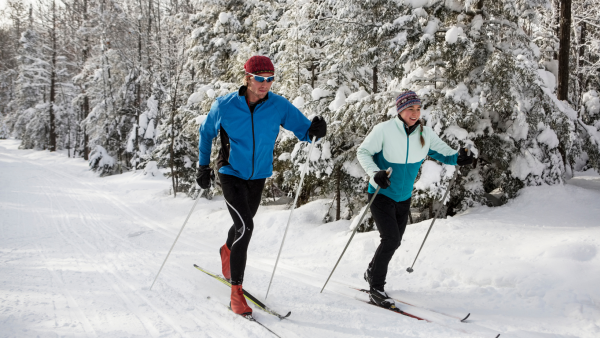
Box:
[368,193,411,289]
[219,173,266,285]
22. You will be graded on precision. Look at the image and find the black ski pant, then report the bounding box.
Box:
[367,193,411,290]
[220,173,266,285]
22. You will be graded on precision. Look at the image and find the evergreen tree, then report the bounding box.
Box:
[9,28,50,149]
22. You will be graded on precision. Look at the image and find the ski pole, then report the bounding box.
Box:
[150,188,204,290]
[320,168,392,293]
[265,136,317,300]
[406,145,470,273]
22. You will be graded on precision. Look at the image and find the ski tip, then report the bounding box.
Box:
[193,264,199,267]
[275,311,291,320]
[461,313,471,322]
[495,335,500,338]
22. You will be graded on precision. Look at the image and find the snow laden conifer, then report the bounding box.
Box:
[8,28,50,149]
[274,0,414,220]
[391,0,599,215]
[187,0,250,83]
[0,119,9,139]
[271,0,326,97]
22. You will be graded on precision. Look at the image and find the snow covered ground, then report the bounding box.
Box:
[1,138,599,338]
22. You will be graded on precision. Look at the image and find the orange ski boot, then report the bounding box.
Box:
[219,244,231,281]
[230,284,252,315]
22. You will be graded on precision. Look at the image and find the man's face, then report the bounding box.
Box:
[399,105,421,127]
[246,72,274,101]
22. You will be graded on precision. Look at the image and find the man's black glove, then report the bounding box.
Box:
[457,147,474,166]
[308,115,327,139]
[196,165,214,189]
[373,170,391,189]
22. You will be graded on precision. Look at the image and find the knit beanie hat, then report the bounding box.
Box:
[395,91,421,114]
[244,56,275,74]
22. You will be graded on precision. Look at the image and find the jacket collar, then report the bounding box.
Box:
[238,86,269,104]
[396,115,421,136]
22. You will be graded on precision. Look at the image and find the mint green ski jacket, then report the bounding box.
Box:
[357,117,458,202]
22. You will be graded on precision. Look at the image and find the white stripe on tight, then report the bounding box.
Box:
[224,198,246,247]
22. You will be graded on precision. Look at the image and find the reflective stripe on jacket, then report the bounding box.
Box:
[357,117,458,202]
[199,87,311,180]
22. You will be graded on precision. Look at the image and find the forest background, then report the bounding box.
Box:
[1,0,599,229]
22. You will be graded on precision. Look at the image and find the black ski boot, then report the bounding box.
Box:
[369,286,395,309]
[364,268,373,286]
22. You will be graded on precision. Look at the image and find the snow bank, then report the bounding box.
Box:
[3,142,600,338]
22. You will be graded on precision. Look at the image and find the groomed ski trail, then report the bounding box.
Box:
[3,139,600,338]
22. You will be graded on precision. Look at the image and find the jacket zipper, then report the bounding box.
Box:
[249,110,256,180]
[405,126,410,164]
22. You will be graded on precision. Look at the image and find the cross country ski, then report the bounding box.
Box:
[194,264,291,320]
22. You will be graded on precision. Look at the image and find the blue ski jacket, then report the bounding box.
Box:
[199,87,312,180]
[357,117,458,202]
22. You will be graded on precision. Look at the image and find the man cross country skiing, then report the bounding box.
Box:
[197,55,327,315]
[357,90,473,309]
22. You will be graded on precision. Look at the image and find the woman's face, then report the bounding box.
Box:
[399,104,421,127]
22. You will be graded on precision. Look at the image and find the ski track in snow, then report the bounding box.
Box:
[1,138,600,338]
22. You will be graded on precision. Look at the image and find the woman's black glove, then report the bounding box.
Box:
[308,116,327,139]
[457,147,474,166]
[196,165,214,189]
[373,170,391,189]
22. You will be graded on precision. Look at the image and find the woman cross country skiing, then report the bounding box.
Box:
[356,90,473,309]
[197,55,327,316]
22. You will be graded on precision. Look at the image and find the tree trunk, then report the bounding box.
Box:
[82,0,90,160]
[48,0,57,152]
[577,20,587,114]
[146,0,153,78]
[168,46,184,198]
[170,110,177,197]
[311,62,316,88]
[134,18,143,169]
[557,0,571,101]
[335,166,341,221]
[372,65,378,94]
[554,0,561,60]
